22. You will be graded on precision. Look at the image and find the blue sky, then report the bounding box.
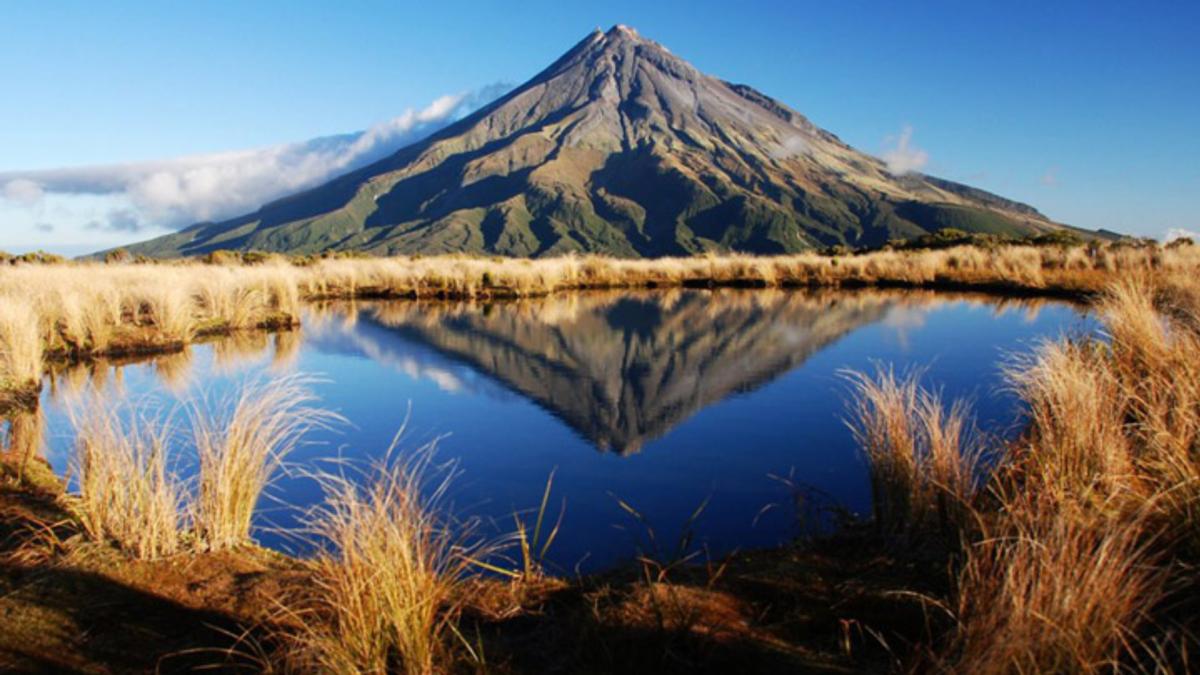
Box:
[1,0,1197,253]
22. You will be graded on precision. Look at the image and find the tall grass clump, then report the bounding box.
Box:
[925,276,1200,672]
[138,283,198,344]
[943,497,1166,674]
[67,400,183,560]
[63,376,337,559]
[262,264,302,321]
[1004,339,1132,511]
[196,272,269,330]
[0,263,307,382]
[1101,279,1200,551]
[842,357,1174,672]
[192,375,340,552]
[0,297,44,390]
[1007,277,1200,547]
[843,366,980,535]
[283,443,481,675]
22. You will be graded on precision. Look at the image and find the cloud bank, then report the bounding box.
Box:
[1165,228,1200,243]
[0,85,509,233]
[881,125,929,175]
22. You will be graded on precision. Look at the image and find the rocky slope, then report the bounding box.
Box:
[124,25,1071,258]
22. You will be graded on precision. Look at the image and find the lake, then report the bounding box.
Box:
[3,288,1093,573]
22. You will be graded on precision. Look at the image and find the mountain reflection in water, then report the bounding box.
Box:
[3,289,1088,571]
[11,289,1064,459]
[305,290,920,453]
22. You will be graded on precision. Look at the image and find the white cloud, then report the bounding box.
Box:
[0,86,509,233]
[1165,228,1200,243]
[881,125,929,175]
[1040,167,1060,187]
[2,178,43,205]
[770,135,808,160]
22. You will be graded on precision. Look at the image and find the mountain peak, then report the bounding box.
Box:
[606,24,639,38]
[122,27,1066,260]
[562,23,670,68]
[582,24,647,50]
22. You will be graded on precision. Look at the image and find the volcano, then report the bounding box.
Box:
[125,25,1076,258]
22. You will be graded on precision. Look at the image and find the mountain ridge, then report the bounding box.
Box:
[121,25,1077,259]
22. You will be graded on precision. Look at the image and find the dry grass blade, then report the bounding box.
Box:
[502,468,565,580]
[0,297,44,390]
[280,437,484,675]
[948,500,1166,675]
[933,276,1200,672]
[192,374,342,552]
[66,397,183,560]
[843,366,921,532]
[842,366,981,535]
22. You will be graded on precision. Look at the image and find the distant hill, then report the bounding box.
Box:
[122,25,1080,259]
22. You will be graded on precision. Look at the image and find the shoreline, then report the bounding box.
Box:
[0,320,300,416]
[0,279,1087,415]
[303,273,1100,301]
[8,241,1180,405]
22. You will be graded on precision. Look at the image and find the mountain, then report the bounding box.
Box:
[123,25,1073,259]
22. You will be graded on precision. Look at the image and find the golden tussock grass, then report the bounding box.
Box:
[296,243,1200,300]
[1,243,1197,401]
[1003,340,1134,512]
[946,500,1165,675]
[848,273,1200,672]
[64,376,337,560]
[843,366,980,535]
[281,442,482,675]
[66,399,183,560]
[0,298,44,391]
[1007,276,1200,549]
[192,374,341,552]
[0,263,301,367]
[53,376,486,672]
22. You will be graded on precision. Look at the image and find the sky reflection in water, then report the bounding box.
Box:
[5,289,1094,573]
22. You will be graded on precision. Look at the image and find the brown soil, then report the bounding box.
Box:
[0,453,945,673]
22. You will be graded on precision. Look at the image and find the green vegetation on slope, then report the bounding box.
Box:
[116,26,1077,260]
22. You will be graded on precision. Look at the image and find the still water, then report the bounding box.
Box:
[4,289,1093,572]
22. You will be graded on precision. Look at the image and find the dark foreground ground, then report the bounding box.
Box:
[0,454,946,674]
